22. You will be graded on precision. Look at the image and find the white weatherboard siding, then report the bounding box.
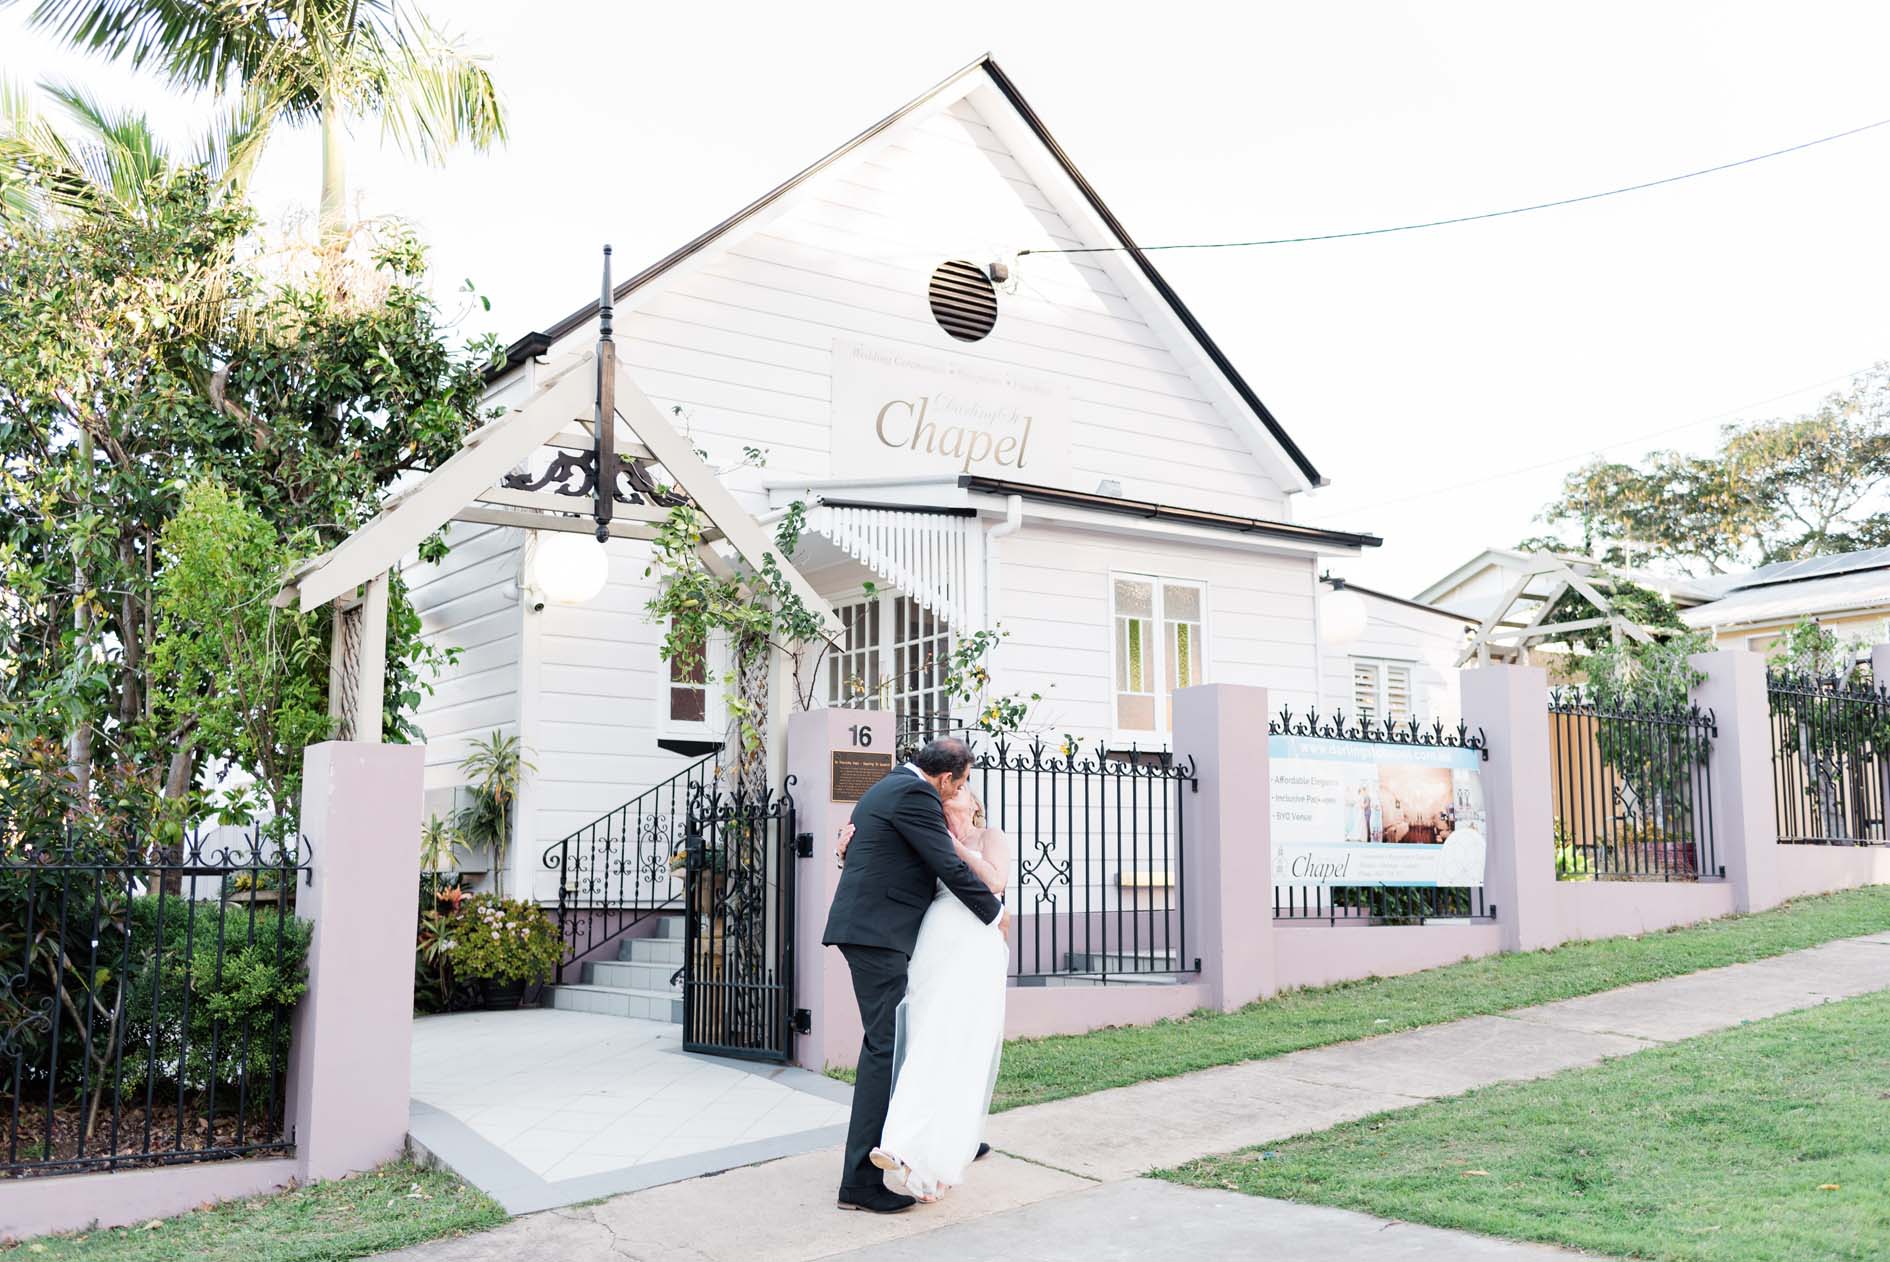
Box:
[529,98,1290,523]
[1319,598,1468,729]
[422,74,1349,899]
[993,525,1321,743]
[405,520,523,787]
[523,540,711,899]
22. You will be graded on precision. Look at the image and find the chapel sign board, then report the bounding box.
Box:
[829,338,1073,485]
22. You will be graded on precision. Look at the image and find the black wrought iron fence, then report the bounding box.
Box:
[542,752,718,982]
[1,821,309,1179]
[1269,709,1496,924]
[966,738,1197,982]
[680,783,798,1062]
[1549,689,1719,881]
[1768,671,1890,845]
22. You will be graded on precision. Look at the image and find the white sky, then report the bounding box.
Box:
[7,0,1890,598]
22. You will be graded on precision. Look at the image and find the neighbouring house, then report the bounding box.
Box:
[1414,547,1716,630]
[404,55,1391,904]
[1415,545,1890,667]
[1318,577,1475,726]
[1679,548,1890,655]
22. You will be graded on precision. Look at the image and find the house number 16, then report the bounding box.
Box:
[847,725,874,748]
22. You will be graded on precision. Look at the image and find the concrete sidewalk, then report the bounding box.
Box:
[380,931,1890,1262]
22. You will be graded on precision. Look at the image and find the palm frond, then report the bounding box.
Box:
[194,84,277,195]
[365,4,505,165]
[25,0,280,93]
[0,73,95,225]
[40,78,166,207]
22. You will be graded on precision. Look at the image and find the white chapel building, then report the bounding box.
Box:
[404,56,1458,900]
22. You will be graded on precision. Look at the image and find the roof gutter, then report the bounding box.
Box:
[958,475,1381,550]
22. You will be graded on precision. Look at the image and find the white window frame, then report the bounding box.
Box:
[657,621,726,741]
[823,588,953,727]
[1109,572,1208,744]
[1350,656,1415,726]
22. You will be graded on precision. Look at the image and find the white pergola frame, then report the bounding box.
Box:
[275,346,841,750]
[1459,553,1670,667]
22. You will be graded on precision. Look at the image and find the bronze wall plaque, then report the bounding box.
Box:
[832,750,894,802]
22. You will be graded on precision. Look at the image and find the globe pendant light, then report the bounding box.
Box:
[1322,577,1368,648]
[534,531,609,605]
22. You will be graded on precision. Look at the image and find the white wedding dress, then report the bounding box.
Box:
[877,877,1009,1198]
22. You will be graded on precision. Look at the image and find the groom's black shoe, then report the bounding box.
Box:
[975,1143,992,1161]
[837,1187,917,1214]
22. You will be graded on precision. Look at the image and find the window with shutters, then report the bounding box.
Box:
[1113,574,1207,738]
[1351,658,1414,725]
[826,593,952,732]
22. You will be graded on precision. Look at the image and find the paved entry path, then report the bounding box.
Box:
[381,932,1890,1261]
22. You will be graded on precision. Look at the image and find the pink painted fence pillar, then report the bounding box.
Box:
[1460,665,1561,952]
[787,706,895,1072]
[1174,683,1276,1010]
[1691,650,1781,913]
[287,740,426,1181]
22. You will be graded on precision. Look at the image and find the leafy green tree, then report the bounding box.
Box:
[1,112,491,824]
[1535,365,1890,575]
[1581,629,1714,852]
[14,0,507,237]
[148,480,331,822]
[1765,619,1883,840]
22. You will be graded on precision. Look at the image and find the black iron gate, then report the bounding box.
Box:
[680,780,799,1061]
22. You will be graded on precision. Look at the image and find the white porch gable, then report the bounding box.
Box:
[805,503,982,633]
[276,341,841,744]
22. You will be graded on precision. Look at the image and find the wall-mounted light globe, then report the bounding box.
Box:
[1322,582,1368,648]
[533,531,609,605]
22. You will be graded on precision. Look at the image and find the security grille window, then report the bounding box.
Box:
[1114,575,1207,736]
[1352,658,1414,725]
[827,595,952,728]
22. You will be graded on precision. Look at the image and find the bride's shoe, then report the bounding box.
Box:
[869,1147,936,1202]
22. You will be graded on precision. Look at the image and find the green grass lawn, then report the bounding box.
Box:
[2,1161,504,1261]
[825,887,1890,1111]
[1164,988,1890,1262]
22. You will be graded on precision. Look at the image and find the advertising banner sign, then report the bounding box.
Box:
[829,338,1072,485]
[1269,734,1487,887]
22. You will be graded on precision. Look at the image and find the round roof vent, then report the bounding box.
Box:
[928,260,998,342]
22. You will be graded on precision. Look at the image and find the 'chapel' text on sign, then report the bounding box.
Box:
[829,338,1073,484]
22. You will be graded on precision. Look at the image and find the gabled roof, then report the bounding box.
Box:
[491,54,1327,490]
[1415,546,1718,609]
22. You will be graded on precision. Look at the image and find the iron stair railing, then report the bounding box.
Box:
[541,751,720,982]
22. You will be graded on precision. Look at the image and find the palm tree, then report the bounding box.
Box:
[459,730,532,897]
[0,74,262,228]
[12,0,506,238]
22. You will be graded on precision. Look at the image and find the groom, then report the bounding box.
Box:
[823,737,1007,1213]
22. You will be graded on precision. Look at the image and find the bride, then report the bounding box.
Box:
[837,785,1009,1201]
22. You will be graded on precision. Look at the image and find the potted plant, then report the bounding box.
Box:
[224,867,286,906]
[457,732,534,897]
[447,893,562,1009]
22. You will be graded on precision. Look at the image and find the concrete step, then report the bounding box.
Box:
[549,983,682,1023]
[621,936,685,966]
[650,915,686,940]
[584,959,680,992]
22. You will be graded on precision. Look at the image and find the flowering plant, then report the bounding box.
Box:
[442,894,562,986]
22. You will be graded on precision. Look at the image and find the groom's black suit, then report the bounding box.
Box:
[823,767,1003,1197]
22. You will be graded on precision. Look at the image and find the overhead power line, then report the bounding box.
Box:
[1301,362,1881,526]
[1019,114,1890,256]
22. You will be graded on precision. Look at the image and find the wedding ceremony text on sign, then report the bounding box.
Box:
[1269,734,1489,887]
[829,338,1073,484]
